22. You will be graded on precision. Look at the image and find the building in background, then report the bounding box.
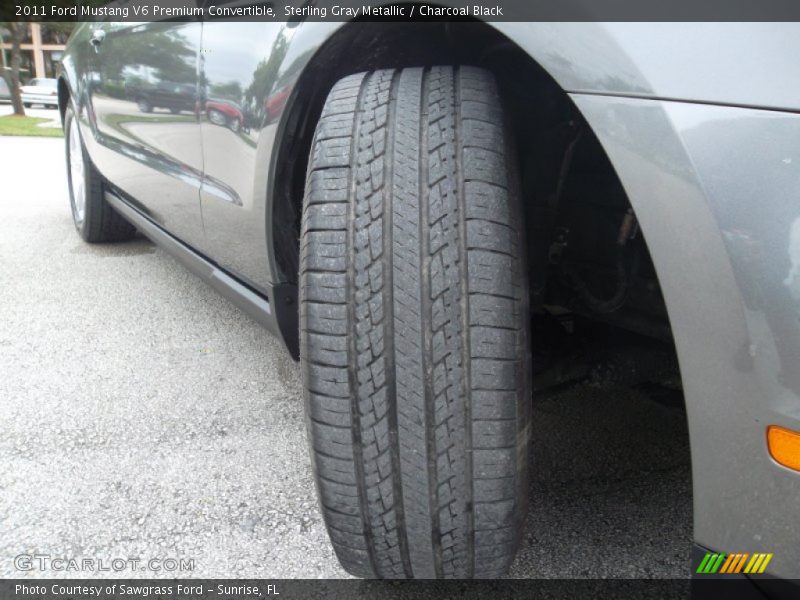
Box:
[0,24,69,83]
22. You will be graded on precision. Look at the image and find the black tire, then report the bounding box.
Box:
[300,66,530,579]
[137,98,153,113]
[24,102,31,108]
[65,104,136,243]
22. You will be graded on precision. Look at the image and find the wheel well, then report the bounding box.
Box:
[273,20,681,390]
[270,20,553,284]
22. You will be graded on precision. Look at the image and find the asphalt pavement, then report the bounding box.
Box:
[0,136,693,579]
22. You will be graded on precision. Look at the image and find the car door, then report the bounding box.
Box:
[88,17,205,251]
[197,15,289,292]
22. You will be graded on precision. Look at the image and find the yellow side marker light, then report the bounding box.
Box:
[767,425,800,472]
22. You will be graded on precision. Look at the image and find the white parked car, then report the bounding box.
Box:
[21,78,59,108]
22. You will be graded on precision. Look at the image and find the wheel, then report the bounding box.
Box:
[65,103,136,243]
[24,102,31,108]
[136,98,153,113]
[169,107,180,114]
[300,66,530,579]
[207,108,226,126]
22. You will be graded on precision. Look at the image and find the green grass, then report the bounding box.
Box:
[0,115,63,137]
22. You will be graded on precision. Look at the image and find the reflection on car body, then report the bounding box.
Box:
[126,79,195,114]
[204,98,244,132]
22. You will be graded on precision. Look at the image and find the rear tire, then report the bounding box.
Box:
[207,108,225,126]
[137,98,153,113]
[300,66,530,579]
[65,104,136,243]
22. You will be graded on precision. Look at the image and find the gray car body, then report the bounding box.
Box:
[60,20,800,578]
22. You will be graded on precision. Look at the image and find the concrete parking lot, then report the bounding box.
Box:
[0,136,693,578]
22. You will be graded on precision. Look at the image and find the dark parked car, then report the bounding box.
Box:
[59,20,800,581]
[126,80,196,114]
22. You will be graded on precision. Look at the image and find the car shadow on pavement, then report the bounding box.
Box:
[508,383,692,578]
[69,232,156,257]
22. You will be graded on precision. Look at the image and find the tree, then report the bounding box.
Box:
[0,22,27,116]
[100,28,197,85]
[41,23,75,45]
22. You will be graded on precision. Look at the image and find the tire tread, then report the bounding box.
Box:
[301,66,529,579]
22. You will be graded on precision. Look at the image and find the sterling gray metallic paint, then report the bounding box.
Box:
[573,96,800,579]
[501,23,800,111]
[60,20,800,578]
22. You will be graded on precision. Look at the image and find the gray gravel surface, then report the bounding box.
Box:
[0,137,692,579]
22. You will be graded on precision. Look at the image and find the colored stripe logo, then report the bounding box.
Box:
[696,552,773,574]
